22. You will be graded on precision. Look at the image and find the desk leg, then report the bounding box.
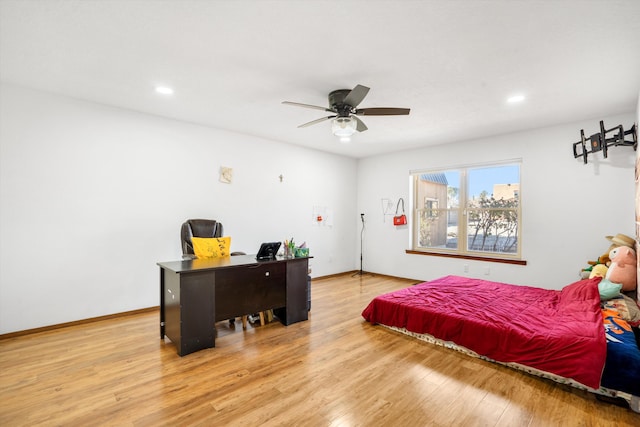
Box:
[178,272,216,355]
[275,258,309,325]
[160,267,165,339]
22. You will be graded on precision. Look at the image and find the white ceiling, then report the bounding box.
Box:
[1,0,639,158]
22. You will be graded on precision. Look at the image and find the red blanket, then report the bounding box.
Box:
[362,275,606,389]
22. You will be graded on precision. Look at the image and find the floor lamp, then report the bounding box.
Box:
[353,213,371,277]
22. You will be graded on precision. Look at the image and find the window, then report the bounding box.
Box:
[411,161,521,259]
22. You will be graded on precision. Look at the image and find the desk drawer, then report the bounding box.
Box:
[215,262,286,320]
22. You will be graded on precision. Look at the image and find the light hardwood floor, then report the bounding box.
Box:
[1,273,638,426]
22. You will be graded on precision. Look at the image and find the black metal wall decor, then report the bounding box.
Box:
[572,121,637,164]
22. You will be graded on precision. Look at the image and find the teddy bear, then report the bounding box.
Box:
[605,245,637,292]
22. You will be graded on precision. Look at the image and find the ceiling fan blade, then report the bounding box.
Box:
[343,84,370,108]
[282,101,333,112]
[355,107,410,116]
[353,116,368,132]
[298,115,336,128]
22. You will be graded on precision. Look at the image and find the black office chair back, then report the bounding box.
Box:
[181,219,224,256]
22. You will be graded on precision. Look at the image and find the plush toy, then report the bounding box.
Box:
[579,234,635,279]
[581,247,613,279]
[598,245,615,266]
[589,264,609,279]
[605,245,637,292]
[606,233,635,249]
[598,279,622,301]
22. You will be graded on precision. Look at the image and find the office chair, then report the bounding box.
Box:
[180,219,263,329]
[182,219,223,259]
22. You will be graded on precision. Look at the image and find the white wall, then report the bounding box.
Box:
[0,83,357,334]
[357,112,637,289]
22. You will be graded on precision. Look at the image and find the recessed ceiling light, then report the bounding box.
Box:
[155,86,174,95]
[507,94,525,104]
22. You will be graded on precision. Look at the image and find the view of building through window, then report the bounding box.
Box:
[412,162,521,258]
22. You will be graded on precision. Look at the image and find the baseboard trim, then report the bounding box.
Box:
[312,271,361,280]
[0,306,159,340]
[312,270,423,284]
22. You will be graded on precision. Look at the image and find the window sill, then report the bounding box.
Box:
[405,249,527,265]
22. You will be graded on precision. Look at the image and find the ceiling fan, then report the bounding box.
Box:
[282,84,410,142]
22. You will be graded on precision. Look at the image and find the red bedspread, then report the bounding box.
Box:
[362,275,607,389]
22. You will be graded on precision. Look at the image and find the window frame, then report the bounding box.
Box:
[409,160,523,262]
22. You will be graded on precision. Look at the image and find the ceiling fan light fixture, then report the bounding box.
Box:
[332,117,357,140]
[283,84,410,139]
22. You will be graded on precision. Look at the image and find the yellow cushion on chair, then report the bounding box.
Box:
[191,236,231,259]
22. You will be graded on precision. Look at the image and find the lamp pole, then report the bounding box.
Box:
[353,213,370,277]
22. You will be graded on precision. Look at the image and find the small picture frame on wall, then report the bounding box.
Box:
[219,166,233,184]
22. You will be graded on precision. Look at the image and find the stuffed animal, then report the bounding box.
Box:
[605,245,637,292]
[606,233,635,249]
[580,234,634,279]
[589,264,609,279]
[580,246,614,279]
[599,245,616,266]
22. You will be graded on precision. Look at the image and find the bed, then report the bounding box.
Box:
[362,274,640,412]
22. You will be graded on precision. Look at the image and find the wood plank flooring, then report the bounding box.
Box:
[1,273,638,426]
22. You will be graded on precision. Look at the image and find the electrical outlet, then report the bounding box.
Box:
[463,264,469,273]
[484,267,490,275]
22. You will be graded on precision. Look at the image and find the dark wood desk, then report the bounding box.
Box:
[158,255,310,356]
